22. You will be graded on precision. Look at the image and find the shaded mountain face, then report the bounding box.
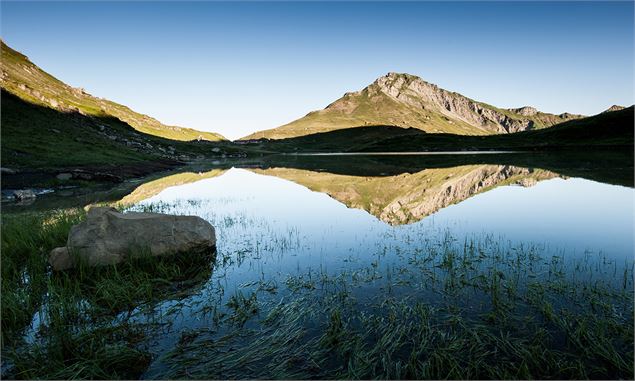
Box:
[249,164,561,225]
[0,40,225,142]
[243,72,584,140]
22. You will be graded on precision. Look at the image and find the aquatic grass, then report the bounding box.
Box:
[2,199,634,380]
[1,208,84,346]
[7,323,151,380]
[1,209,217,379]
[157,227,633,380]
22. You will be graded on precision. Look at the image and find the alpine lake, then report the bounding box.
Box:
[2,152,633,380]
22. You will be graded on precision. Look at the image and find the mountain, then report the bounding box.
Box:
[0,41,225,143]
[0,41,245,180]
[250,165,560,225]
[0,40,225,142]
[603,105,625,113]
[255,105,633,153]
[242,72,584,140]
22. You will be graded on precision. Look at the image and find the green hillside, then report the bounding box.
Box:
[0,40,225,142]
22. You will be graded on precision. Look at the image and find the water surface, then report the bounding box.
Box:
[7,155,635,379]
[116,161,633,378]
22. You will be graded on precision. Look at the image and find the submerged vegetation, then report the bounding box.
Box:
[2,194,633,379]
[158,235,633,380]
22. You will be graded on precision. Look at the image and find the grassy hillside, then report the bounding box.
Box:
[2,90,153,168]
[245,88,483,139]
[242,72,584,140]
[256,106,633,153]
[0,90,237,171]
[0,40,225,142]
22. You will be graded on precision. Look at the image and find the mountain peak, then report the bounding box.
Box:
[604,105,625,113]
[375,72,429,89]
[508,106,539,117]
[242,71,586,140]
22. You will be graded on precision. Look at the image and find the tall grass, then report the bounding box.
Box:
[1,209,216,379]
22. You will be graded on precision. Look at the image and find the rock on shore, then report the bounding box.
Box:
[49,206,216,271]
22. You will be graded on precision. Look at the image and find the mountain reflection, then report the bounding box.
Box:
[118,169,226,206]
[71,151,630,224]
[117,163,560,225]
[248,165,560,225]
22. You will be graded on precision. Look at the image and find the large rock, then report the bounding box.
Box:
[13,189,36,200]
[48,207,216,271]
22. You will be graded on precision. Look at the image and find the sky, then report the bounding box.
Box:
[1,1,633,140]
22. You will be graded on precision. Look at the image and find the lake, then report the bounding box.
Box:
[3,154,634,379]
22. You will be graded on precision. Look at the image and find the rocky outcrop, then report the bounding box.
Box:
[48,207,216,271]
[370,73,579,133]
[0,167,18,175]
[508,106,538,116]
[12,189,36,200]
[603,105,626,113]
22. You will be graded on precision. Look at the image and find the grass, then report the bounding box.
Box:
[158,235,634,380]
[1,40,225,142]
[1,90,154,168]
[1,208,216,379]
[0,89,248,173]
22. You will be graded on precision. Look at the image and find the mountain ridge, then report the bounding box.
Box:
[242,72,585,140]
[0,40,226,142]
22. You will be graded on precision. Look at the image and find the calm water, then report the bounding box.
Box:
[105,161,631,378]
[12,157,635,378]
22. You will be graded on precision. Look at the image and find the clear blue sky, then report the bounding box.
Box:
[2,1,633,140]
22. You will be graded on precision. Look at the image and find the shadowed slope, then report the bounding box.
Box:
[0,90,228,172]
[254,106,633,153]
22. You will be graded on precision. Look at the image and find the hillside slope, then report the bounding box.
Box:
[0,40,225,142]
[257,106,633,153]
[243,72,584,139]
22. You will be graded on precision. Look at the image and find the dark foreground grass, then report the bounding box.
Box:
[2,208,634,380]
[1,209,215,379]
